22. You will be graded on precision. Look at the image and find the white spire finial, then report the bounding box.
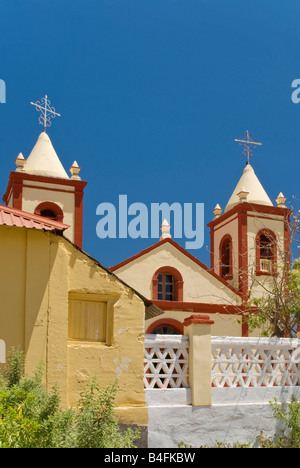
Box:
[276,192,287,207]
[160,219,172,240]
[15,152,26,172]
[70,161,81,180]
[213,204,222,219]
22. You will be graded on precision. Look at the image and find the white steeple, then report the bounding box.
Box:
[22,132,69,179]
[225,164,273,213]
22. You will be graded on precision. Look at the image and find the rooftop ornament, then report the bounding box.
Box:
[30,95,61,133]
[235,130,262,165]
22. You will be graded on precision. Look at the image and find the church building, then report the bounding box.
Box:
[0,107,292,438]
[110,160,290,337]
[0,123,163,431]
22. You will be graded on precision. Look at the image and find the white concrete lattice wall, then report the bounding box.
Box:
[145,335,300,448]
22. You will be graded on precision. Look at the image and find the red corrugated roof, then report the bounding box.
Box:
[0,204,69,232]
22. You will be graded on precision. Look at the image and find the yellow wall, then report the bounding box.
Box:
[0,225,147,425]
[146,310,243,336]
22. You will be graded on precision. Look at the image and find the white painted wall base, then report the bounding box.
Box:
[146,388,191,406]
[147,387,300,448]
[212,386,300,405]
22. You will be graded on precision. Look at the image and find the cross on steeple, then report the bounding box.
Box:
[30,95,61,133]
[235,130,262,164]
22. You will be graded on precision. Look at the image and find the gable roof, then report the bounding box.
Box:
[0,204,69,232]
[110,237,243,299]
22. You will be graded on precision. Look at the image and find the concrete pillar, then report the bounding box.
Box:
[183,314,214,406]
[0,340,5,363]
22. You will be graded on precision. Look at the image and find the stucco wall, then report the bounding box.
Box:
[22,182,75,242]
[145,310,242,336]
[114,242,240,305]
[147,386,300,448]
[0,225,147,425]
[148,404,277,448]
[113,241,242,335]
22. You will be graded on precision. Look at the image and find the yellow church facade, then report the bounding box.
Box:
[111,163,290,338]
[0,132,162,429]
[110,236,245,336]
[0,123,293,436]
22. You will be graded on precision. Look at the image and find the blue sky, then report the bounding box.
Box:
[0,0,300,268]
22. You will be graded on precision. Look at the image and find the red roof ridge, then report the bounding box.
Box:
[109,237,243,298]
[0,204,70,232]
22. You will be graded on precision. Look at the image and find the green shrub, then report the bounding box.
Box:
[0,349,140,448]
[257,397,300,448]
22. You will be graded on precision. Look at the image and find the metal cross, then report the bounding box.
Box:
[235,130,262,164]
[30,95,61,132]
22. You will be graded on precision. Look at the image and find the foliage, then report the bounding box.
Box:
[75,377,140,448]
[0,349,140,448]
[256,397,300,448]
[246,259,300,337]
[179,440,254,448]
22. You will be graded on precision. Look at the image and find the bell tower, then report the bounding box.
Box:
[208,139,290,305]
[2,131,87,248]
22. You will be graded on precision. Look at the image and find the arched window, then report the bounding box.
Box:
[152,266,183,302]
[146,319,183,335]
[34,202,64,223]
[219,235,233,279]
[256,229,277,275]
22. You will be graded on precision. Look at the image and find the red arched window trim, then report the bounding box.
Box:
[219,234,233,280]
[256,229,277,276]
[152,266,183,302]
[146,318,184,335]
[34,202,64,223]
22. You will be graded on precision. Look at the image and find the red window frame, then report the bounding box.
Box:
[219,234,233,279]
[34,201,64,222]
[152,266,183,302]
[256,229,277,276]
